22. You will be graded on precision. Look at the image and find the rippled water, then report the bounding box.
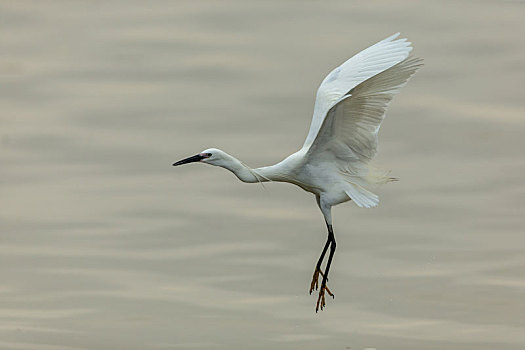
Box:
[1,1,524,349]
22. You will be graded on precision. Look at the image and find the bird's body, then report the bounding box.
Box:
[209,148,356,209]
[173,33,422,312]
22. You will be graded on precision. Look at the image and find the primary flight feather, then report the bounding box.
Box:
[173,33,423,312]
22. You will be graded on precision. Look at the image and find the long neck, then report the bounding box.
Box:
[219,154,282,184]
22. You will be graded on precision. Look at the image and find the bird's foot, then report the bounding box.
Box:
[309,268,322,294]
[309,268,333,294]
[311,269,334,312]
[315,282,334,312]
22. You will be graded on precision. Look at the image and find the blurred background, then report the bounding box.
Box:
[1,1,524,349]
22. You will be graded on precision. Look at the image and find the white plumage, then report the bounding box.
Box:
[173,33,423,311]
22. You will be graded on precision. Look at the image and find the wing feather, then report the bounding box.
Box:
[307,56,423,165]
[302,33,414,149]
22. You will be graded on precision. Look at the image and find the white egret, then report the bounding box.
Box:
[173,33,423,312]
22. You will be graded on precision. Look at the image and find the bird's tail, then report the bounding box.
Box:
[338,162,396,207]
[344,182,379,208]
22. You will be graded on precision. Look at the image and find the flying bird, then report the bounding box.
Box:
[173,33,423,312]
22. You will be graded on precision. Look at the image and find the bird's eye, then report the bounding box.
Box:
[199,152,212,159]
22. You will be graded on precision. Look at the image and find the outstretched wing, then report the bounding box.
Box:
[302,33,414,150]
[306,56,423,164]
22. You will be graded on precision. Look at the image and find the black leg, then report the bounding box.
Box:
[316,225,336,312]
[321,226,336,292]
[309,222,332,294]
[316,234,331,271]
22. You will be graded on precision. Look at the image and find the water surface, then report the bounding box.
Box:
[1,1,524,349]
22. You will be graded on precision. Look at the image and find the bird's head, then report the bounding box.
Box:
[172,148,228,167]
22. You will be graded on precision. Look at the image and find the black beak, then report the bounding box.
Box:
[172,154,204,166]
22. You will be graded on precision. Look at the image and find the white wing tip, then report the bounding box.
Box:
[384,32,401,42]
[382,32,413,45]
